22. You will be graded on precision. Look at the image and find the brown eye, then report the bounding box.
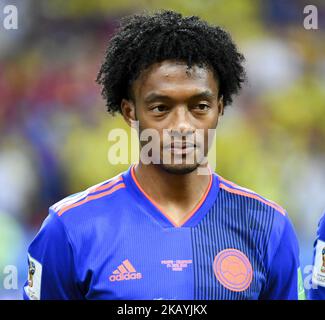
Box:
[152,105,168,113]
[195,104,210,111]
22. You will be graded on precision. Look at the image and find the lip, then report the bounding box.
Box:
[165,144,196,155]
[166,142,196,149]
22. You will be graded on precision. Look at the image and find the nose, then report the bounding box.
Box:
[168,106,195,137]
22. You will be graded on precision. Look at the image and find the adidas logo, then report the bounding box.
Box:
[109,259,142,282]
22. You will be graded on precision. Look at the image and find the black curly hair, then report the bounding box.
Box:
[96,10,246,115]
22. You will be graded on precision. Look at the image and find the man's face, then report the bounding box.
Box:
[125,60,223,174]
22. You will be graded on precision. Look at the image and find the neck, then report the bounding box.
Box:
[133,162,211,206]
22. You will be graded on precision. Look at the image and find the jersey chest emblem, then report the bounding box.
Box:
[213,248,253,292]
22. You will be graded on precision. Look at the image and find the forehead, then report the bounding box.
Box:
[132,60,219,100]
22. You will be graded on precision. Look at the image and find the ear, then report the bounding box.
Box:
[121,98,137,127]
[218,95,224,116]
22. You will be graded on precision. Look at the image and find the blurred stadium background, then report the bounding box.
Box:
[0,0,324,299]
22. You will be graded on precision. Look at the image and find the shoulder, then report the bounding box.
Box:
[50,173,126,221]
[215,174,299,269]
[215,174,297,246]
[216,174,287,217]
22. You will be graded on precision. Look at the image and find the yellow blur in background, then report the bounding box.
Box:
[0,0,324,299]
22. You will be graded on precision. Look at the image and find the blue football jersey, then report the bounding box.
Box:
[309,212,325,300]
[23,164,304,300]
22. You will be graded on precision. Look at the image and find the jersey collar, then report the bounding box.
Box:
[123,164,220,228]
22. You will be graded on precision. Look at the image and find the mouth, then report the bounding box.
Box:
[164,142,196,155]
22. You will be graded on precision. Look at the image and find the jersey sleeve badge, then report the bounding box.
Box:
[24,254,43,300]
[312,239,325,288]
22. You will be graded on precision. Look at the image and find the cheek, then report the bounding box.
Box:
[201,114,220,149]
[196,112,220,131]
[209,108,221,126]
[137,119,164,147]
[138,114,168,139]
[211,113,220,130]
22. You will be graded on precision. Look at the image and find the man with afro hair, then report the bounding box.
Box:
[24,10,303,300]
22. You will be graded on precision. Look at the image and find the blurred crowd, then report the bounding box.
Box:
[0,0,324,299]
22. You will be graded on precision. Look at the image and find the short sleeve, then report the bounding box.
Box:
[23,210,83,300]
[260,215,304,300]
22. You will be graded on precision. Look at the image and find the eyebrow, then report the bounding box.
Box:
[143,90,216,104]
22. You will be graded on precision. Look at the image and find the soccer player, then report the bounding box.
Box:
[308,212,325,299]
[24,10,304,300]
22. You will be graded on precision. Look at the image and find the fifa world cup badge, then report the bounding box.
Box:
[321,248,325,273]
[28,260,36,287]
[25,255,42,300]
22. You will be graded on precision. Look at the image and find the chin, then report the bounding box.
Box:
[159,163,199,175]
